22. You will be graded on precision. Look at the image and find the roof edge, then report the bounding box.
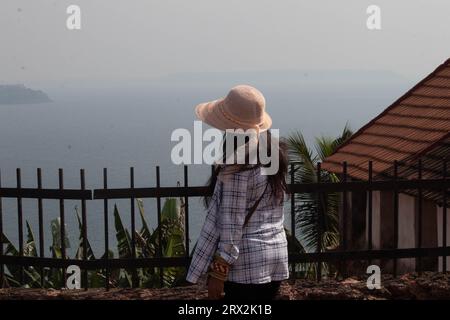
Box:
[322,131,450,179]
[325,57,450,159]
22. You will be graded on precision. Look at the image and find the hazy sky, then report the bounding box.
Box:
[1,0,450,88]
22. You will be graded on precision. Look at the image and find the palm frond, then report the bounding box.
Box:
[287,125,352,277]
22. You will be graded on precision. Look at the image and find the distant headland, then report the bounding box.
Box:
[0,84,52,104]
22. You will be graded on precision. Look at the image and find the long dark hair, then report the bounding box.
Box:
[204,130,289,208]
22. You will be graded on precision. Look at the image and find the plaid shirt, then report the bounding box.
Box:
[186,166,289,284]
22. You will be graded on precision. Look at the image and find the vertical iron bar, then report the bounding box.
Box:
[130,167,137,288]
[80,169,88,289]
[37,168,45,288]
[342,162,348,251]
[156,166,163,287]
[316,162,322,281]
[340,162,348,279]
[368,161,373,267]
[393,161,399,277]
[103,168,110,290]
[290,163,296,241]
[290,163,296,279]
[184,166,190,257]
[442,159,447,272]
[0,170,3,288]
[58,168,66,287]
[16,168,24,285]
[417,159,423,275]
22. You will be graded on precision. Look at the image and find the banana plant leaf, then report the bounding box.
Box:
[74,205,96,261]
[137,199,151,240]
[2,225,44,288]
[161,198,180,221]
[1,232,20,285]
[49,218,70,259]
[1,195,190,289]
[24,221,38,257]
[113,204,135,287]
[136,199,155,257]
[113,204,132,259]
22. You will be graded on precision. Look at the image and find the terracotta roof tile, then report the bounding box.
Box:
[322,58,450,180]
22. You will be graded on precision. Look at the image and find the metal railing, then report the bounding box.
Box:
[0,160,448,289]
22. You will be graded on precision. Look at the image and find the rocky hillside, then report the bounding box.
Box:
[0,84,51,104]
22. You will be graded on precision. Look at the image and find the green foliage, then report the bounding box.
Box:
[287,124,353,279]
[1,197,186,289]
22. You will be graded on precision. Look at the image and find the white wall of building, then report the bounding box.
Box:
[397,194,416,272]
[437,205,450,272]
[366,191,449,273]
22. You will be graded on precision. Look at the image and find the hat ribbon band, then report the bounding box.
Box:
[217,102,264,129]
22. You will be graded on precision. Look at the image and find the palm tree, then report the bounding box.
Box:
[287,124,353,278]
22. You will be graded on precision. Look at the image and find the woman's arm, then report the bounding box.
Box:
[216,168,250,265]
[185,182,222,284]
[207,167,250,299]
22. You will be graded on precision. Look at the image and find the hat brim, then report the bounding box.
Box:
[195,99,272,132]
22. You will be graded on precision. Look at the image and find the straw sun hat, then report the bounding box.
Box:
[195,85,272,133]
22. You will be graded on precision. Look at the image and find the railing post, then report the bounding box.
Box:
[0,170,3,288]
[80,169,88,289]
[37,168,45,288]
[183,166,190,257]
[16,168,24,286]
[58,168,67,288]
[367,161,373,267]
[130,167,138,288]
[393,161,399,277]
[442,159,448,272]
[417,159,423,275]
[340,161,348,279]
[342,162,348,251]
[103,168,110,290]
[316,162,322,281]
[156,166,163,287]
[290,163,296,279]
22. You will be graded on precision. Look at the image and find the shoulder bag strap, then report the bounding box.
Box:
[243,182,269,227]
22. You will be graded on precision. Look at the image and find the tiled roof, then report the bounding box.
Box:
[322,58,450,180]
